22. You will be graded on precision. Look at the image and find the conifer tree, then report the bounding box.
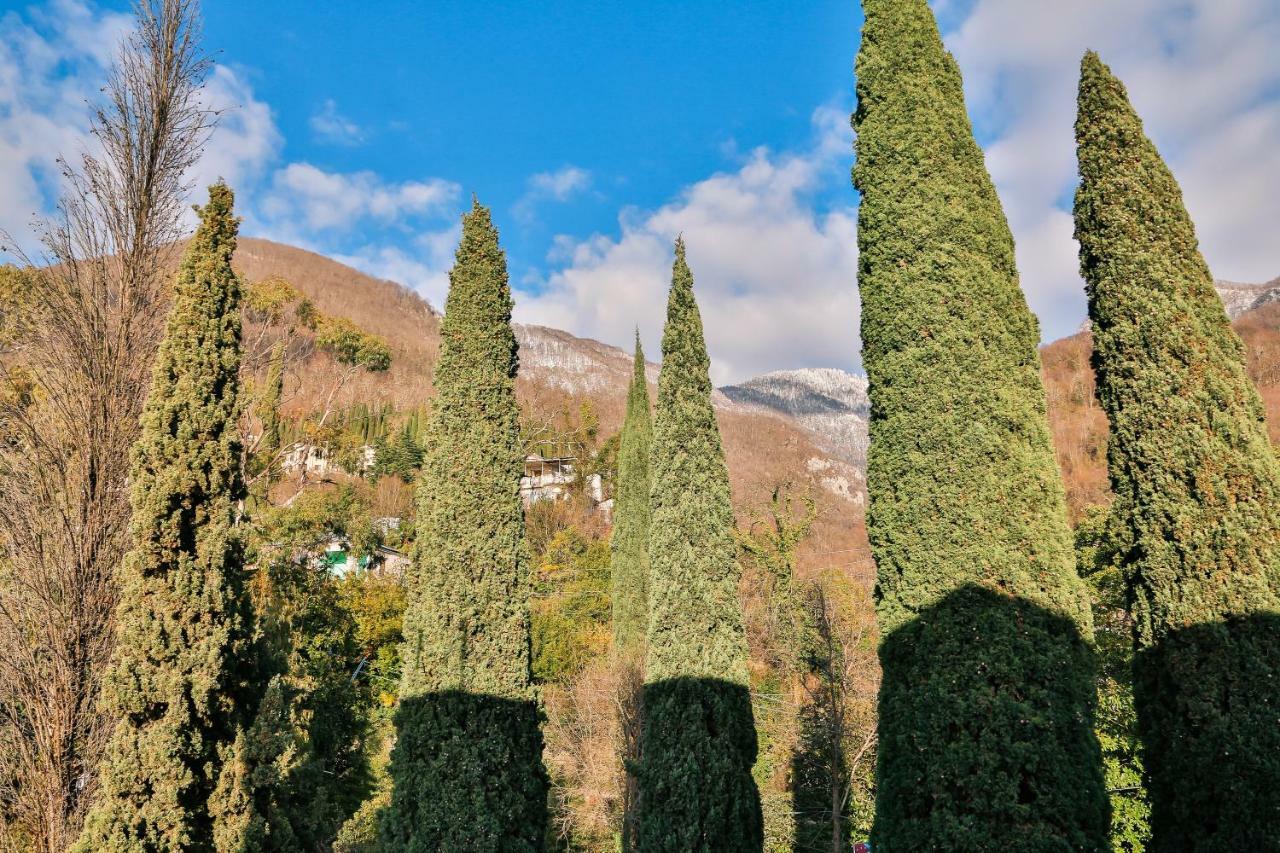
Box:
[637,239,762,852]
[208,677,299,853]
[1074,52,1280,850]
[76,183,255,852]
[381,200,547,850]
[259,341,285,458]
[611,332,652,850]
[611,332,652,654]
[852,2,1108,848]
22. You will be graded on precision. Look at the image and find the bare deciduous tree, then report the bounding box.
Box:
[0,3,211,849]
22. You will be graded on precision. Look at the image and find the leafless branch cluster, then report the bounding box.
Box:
[0,3,212,849]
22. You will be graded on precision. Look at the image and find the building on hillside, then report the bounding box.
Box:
[518,453,611,516]
[282,442,378,479]
[321,534,409,578]
[285,443,332,478]
[520,454,577,504]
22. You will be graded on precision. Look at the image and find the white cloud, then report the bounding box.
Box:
[190,65,282,206]
[0,1,459,309]
[513,165,592,221]
[0,0,131,251]
[309,98,364,146]
[0,2,283,248]
[944,0,1280,340]
[257,163,459,233]
[516,107,859,385]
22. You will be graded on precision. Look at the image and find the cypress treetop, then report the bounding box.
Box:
[76,183,253,852]
[853,1,1107,848]
[382,199,547,851]
[1075,51,1280,849]
[854,0,1091,634]
[638,239,761,852]
[399,197,531,700]
[645,239,749,686]
[611,331,653,656]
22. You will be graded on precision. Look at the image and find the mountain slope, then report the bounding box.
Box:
[720,368,868,468]
[1215,277,1280,319]
[231,237,870,574]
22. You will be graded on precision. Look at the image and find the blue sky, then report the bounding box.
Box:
[2,0,1279,381]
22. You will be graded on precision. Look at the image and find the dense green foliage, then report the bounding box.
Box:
[76,184,256,852]
[382,200,548,850]
[852,2,1107,848]
[637,240,761,852]
[736,487,817,853]
[531,527,612,683]
[610,334,651,852]
[611,333,652,656]
[1074,52,1280,850]
[235,488,377,850]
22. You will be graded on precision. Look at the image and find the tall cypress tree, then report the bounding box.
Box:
[611,332,652,851]
[76,183,254,852]
[637,239,761,852]
[852,2,1108,849]
[611,332,652,655]
[381,200,547,850]
[1074,52,1280,850]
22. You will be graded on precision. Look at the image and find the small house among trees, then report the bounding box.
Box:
[519,453,607,511]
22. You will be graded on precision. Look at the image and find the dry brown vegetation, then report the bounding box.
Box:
[1040,300,1280,519]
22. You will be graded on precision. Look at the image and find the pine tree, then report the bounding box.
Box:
[637,239,762,852]
[611,332,652,655]
[852,2,1108,848]
[1074,51,1280,850]
[75,183,255,852]
[381,200,547,850]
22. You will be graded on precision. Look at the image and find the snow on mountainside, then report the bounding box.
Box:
[720,368,869,469]
[515,327,862,504]
[1216,277,1280,319]
[516,323,735,407]
[1073,276,1279,333]
[515,324,660,394]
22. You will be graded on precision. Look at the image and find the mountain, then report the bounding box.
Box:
[515,324,660,396]
[235,237,1280,572]
[1215,277,1280,319]
[720,368,869,469]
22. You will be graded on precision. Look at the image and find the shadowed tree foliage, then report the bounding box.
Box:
[637,240,762,852]
[610,332,652,851]
[853,1,1108,849]
[75,183,256,852]
[381,200,548,851]
[1074,51,1280,851]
